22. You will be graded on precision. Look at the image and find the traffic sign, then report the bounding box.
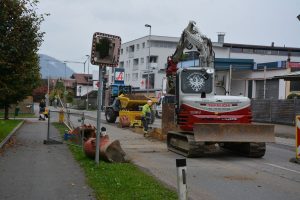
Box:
[90,32,121,67]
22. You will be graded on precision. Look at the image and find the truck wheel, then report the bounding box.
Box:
[105,108,117,123]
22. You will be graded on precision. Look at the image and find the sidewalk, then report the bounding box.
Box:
[0,118,95,200]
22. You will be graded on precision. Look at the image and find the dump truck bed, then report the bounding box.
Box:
[118,94,157,109]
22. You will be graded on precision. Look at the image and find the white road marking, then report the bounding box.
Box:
[265,163,300,174]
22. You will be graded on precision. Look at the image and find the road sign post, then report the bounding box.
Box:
[90,32,121,164]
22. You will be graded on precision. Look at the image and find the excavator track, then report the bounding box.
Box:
[167,131,206,157]
[220,142,266,158]
[167,131,267,158]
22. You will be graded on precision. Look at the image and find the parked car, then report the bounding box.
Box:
[155,95,175,118]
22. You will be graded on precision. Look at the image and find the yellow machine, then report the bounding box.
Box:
[118,94,157,127]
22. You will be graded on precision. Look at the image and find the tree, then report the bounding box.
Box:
[0,0,46,119]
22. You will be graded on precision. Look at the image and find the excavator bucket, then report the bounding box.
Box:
[193,123,275,143]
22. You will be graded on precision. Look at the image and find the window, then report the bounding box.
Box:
[129,45,134,52]
[126,47,128,53]
[136,44,140,50]
[132,73,138,81]
[291,81,300,91]
[141,57,144,63]
[254,49,265,54]
[278,50,289,56]
[133,58,139,70]
[242,48,254,53]
[266,50,272,55]
[149,56,158,63]
[231,47,243,53]
[142,42,145,48]
[181,69,213,94]
[290,51,300,56]
[119,61,124,68]
[120,49,123,55]
[125,60,131,68]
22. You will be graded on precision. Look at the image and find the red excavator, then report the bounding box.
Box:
[165,21,274,158]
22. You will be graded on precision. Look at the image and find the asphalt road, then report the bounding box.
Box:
[56,107,300,200]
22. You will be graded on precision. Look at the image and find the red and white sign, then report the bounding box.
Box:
[296,116,300,159]
[93,81,101,89]
[288,62,300,68]
[115,71,124,81]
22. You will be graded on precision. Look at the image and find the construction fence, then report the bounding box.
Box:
[251,99,300,125]
[44,109,89,147]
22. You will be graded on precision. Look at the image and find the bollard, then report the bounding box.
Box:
[59,109,64,123]
[176,159,187,200]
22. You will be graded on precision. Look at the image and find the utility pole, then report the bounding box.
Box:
[145,24,151,96]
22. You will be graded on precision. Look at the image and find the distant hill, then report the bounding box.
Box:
[39,54,74,79]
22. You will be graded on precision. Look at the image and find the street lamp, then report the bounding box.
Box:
[63,62,67,108]
[297,14,300,21]
[145,24,151,96]
[85,55,90,110]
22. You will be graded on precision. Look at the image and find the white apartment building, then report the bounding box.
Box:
[107,35,179,89]
[108,34,300,99]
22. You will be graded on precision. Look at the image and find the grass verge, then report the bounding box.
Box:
[0,113,36,118]
[53,122,177,200]
[0,120,22,143]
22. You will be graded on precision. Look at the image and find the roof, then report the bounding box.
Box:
[273,71,300,81]
[71,73,92,85]
[223,43,300,51]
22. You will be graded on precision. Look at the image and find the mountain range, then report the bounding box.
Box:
[39,54,74,79]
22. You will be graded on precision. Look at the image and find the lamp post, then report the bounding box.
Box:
[63,62,67,108]
[145,24,151,96]
[85,55,90,110]
[297,14,300,21]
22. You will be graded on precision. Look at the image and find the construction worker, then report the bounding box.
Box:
[142,99,153,136]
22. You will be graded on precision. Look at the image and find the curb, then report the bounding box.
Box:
[0,120,25,149]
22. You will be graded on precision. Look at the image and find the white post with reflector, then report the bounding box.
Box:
[176,159,187,200]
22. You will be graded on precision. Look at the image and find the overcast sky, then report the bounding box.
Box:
[37,0,300,73]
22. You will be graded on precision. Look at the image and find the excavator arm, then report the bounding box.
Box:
[171,21,214,68]
[166,21,215,94]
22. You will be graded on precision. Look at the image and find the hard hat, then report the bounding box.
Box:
[147,100,152,103]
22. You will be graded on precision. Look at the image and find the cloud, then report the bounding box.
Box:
[37,0,300,72]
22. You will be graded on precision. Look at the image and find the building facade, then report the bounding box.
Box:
[108,34,300,99]
[107,35,179,90]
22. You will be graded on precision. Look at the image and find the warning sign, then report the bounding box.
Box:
[115,71,124,81]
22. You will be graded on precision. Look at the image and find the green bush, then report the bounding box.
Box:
[287,93,300,99]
